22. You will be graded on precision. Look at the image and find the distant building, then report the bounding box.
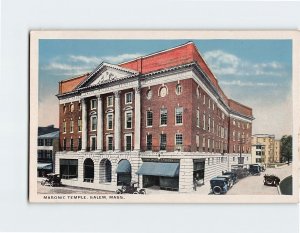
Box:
[251,134,281,164]
[38,124,58,136]
[37,130,59,177]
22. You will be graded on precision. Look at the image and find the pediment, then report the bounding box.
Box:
[76,62,139,89]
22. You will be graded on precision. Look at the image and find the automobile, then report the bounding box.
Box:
[263,174,280,186]
[231,165,250,179]
[222,171,238,184]
[116,181,146,194]
[41,173,62,187]
[210,177,229,195]
[217,175,234,188]
[249,164,261,176]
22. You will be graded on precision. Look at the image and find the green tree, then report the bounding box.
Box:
[280,135,292,165]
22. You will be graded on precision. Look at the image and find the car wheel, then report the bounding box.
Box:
[116,189,122,194]
[50,181,54,187]
[139,189,146,195]
[213,186,222,195]
[133,191,139,194]
[265,179,273,185]
[41,181,45,186]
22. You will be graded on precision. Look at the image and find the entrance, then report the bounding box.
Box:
[193,159,205,186]
[83,158,94,183]
[116,159,132,186]
[60,159,78,180]
[99,159,112,183]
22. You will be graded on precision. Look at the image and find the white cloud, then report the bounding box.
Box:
[220,80,278,87]
[203,50,286,77]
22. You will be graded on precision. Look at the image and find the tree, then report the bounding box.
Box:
[280,135,292,165]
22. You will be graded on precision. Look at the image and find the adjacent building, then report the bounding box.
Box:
[37,128,59,177]
[251,134,281,165]
[55,42,254,192]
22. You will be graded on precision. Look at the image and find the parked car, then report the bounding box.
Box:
[264,174,280,186]
[210,177,229,195]
[116,182,146,194]
[231,165,250,179]
[222,171,238,184]
[249,164,261,176]
[41,173,62,187]
[217,175,234,188]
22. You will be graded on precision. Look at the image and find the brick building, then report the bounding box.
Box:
[55,42,254,192]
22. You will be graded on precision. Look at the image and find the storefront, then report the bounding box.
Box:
[137,159,180,191]
[116,159,132,186]
[193,159,205,185]
[60,159,78,180]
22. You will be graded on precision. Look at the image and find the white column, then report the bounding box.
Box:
[81,98,87,151]
[114,91,121,151]
[134,87,141,151]
[96,95,103,151]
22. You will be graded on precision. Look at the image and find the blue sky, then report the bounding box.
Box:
[38,39,292,138]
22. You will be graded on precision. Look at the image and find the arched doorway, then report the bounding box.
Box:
[83,158,94,183]
[116,159,132,186]
[99,159,112,183]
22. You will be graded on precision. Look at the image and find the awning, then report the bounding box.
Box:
[37,163,52,170]
[136,162,179,177]
[116,160,131,173]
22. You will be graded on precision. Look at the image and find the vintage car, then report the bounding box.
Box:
[217,175,234,188]
[116,181,146,194]
[210,177,229,195]
[222,171,238,184]
[264,174,280,186]
[41,173,62,187]
[249,164,261,176]
[231,165,250,179]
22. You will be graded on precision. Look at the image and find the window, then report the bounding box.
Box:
[38,139,44,146]
[125,134,132,151]
[46,150,52,159]
[175,134,183,146]
[202,137,206,151]
[63,121,66,133]
[63,138,66,151]
[222,112,225,120]
[90,136,96,151]
[196,110,200,127]
[78,103,82,111]
[175,84,182,95]
[196,87,200,98]
[159,86,167,97]
[146,89,152,99]
[160,108,167,125]
[196,135,200,151]
[208,117,211,132]
[146,134,152,151]
[125,111,132,129]
[70,103,74,112]
[233,131,235,141]
[78,119,82,132]
[208,138,210,152]
[70,138,74,151]
[91,99,97,109]
[107,136,113,151]
[91,116,97,131]
[45,139,52,146]
[203,94,206,104]
[107,114,113,130]
[175,107,183,125]
[212,120,215,133]
[208,98,211,109]
[203,113,206,130]
[160,134,167,150]
[78,138,82,151]
[146,111,153,127]
[213,103,215,110]
[107,96,113,107]
[70,120,74,133]
[233,119,236,125]
[63,106,67,113]
[125,92,132,104]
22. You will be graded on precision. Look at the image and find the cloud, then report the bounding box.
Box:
[38,96,59,127]
[220,80,278,87]
[41,53,144,76]
[203,50,287,77]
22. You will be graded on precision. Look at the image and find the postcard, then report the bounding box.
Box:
[29,30,299,203]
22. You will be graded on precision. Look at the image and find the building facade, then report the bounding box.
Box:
[55,42,254,192]
[37,129,59,177]
[251,134,281,165]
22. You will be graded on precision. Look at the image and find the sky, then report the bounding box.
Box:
[38,39,292,139]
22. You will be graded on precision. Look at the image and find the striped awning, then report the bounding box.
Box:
[136,162,179,177]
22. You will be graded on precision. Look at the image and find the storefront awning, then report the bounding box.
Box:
[37,163,52,170]
[116,160,131,173]
[136,162,179,177]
